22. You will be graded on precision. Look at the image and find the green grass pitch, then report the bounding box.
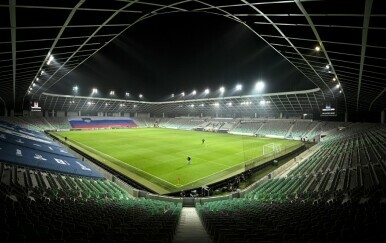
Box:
[55,128,302,194]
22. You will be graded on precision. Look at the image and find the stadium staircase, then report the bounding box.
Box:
[195,124,386,242]
[0,161,182,242]
[304,121,321,138]
[285,123,295,137]
[173,207,211,243]
[0,119,183,242]
[255,122,264,134]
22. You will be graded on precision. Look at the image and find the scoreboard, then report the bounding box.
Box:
[320,100,337,117]
[31,101,41,111]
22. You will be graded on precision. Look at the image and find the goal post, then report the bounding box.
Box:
[263,143,282,156]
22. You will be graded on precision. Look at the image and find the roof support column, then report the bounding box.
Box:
[356,0,373,111]
[9,0,16,109]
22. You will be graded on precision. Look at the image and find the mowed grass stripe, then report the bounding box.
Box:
[58,128,301,187]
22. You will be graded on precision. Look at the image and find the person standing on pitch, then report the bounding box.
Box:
[187,156,191,165]
[202,138,205,144]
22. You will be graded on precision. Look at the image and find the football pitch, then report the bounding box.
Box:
[54,128,303,194]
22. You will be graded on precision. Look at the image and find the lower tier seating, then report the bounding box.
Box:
[0,162,181,242]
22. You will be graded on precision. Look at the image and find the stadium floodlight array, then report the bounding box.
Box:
[40,87,323,114]
[255,81,265,92]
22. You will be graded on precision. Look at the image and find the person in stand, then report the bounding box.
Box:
[202,138,205,144]
[187,156,191,165]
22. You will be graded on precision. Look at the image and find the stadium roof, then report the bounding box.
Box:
[0,0,385,113]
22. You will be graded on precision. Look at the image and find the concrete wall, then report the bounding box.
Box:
[67,111,78,117]
[30,111,43,117]
[57,111,65,117]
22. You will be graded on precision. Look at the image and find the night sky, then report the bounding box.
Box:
[52,12,315,100]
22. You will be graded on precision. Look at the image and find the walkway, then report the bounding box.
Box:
[173,207,212,243]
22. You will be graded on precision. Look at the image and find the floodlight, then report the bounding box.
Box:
[32,83,36,87]
[92,88,98,94]
[139,94,143,98]
[110,90,115,95]
[236,84,242,91]
[255,81,265,91]
[73,86,78,91]
[191,104,195,107]
[260,100,266,105]
[47,55,54,65]
[201,104,204,107]
[204,88,210,94]
[192,90,196,95]
[219,86,225,93]
[36,77,39,81]
[325,64,330,69]
[339,90,342,93]
[171,93,174,98]
[125,92,130,96]
[41,70,45,75]
[332,77,336,81]
[181,92,185,97]
[214,102,219,107]
[315,46,320,52]
[227,102,232,106]
[336,84,340,88]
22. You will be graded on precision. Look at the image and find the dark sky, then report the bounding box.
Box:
[52,12,315,100]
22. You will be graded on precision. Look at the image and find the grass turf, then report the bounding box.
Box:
[56,128,301,193]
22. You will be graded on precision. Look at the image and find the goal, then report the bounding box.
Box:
[263,143,282,156]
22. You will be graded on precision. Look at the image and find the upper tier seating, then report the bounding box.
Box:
[289,120,316,138]
[45,117,72,130]
[258,120,292,136]
[159,118,205,130]
[231,121,263,134]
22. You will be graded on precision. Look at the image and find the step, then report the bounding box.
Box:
[173,207,212,243]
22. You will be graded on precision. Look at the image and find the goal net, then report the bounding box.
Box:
[263,143,282,156]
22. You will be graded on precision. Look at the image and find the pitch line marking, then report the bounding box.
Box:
[193,156,231,168]
[182,162,245,187]
[74,141,178,187]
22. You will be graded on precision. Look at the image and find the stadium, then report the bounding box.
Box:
[0,1,385,242]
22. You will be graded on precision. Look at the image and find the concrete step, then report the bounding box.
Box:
[173,207,212,243]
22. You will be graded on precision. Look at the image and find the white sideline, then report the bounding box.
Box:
[74,141,178,187]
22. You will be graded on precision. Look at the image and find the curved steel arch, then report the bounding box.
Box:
[1,0,384,114]
[35,2,329,102]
